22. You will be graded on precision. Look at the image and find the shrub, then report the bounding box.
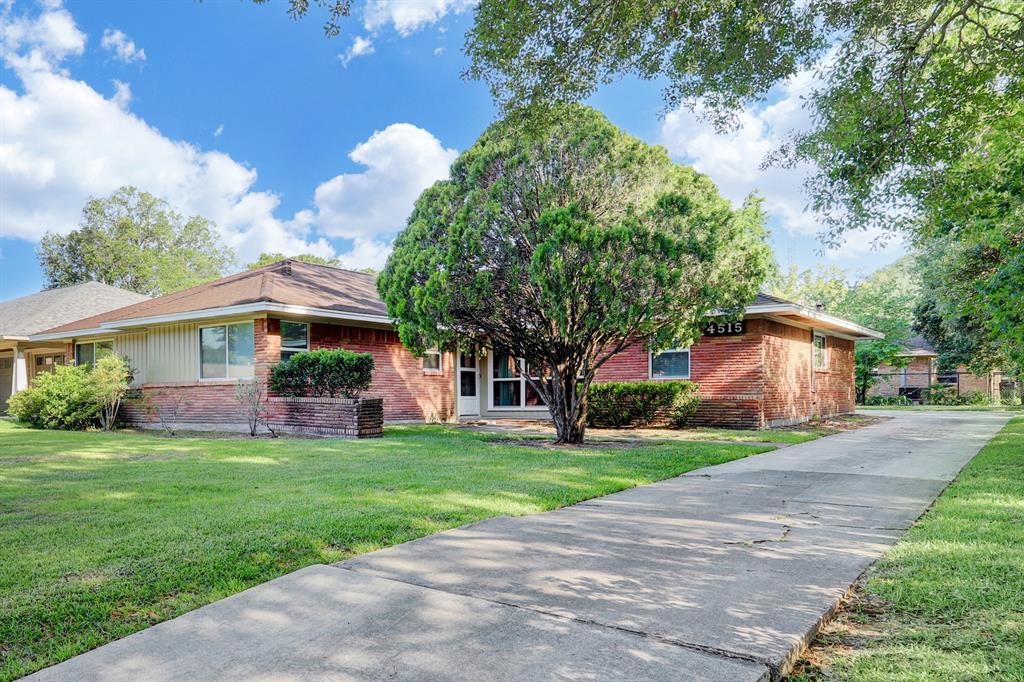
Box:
[270,349,374,398]
[92,355,132,430]
[7,363,100,429]
[235,380,268,437]
[863,395,912,406]
[587,380,700,429]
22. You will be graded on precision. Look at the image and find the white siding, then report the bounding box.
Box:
[113,332,149,385]
[145,322,199,383]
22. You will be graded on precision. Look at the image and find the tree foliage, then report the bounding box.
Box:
[464,1,1024,243]
[378,104,772,443]
[912,110,1024,374]
[38,187,235,296]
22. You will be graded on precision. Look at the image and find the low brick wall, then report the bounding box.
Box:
[266,396,383,438]
[688,396,763,429]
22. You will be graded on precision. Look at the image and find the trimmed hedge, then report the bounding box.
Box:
[270,349,374,398]
[587,380,700,429]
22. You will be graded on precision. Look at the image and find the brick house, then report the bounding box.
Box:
[868,335,1005,402]
[31,261,881,431]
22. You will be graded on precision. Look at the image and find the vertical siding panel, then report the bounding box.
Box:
[113,332,148,385]
[146,322,198,382]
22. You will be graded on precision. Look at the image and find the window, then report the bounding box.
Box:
[280,321,309,362]
[34,354,65,376]
[490,352,547,408]
[200,322,254,379]
[937,372,958,385]
[423,349,442,373]
[813,333,828,370]
[651,347,690,379]
[75,341,112,368]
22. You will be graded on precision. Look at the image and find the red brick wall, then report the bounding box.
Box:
[121,381,245,426]
[270,320,455,422]
[592,319,856,428]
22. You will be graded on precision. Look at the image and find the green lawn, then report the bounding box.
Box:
[0,421,768,680]
[859,404,1023,412]
[793,416,1024,681]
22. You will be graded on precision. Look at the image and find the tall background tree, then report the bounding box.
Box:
[379,104,772,443]
[38,187,235,296]
[246,252,340,269]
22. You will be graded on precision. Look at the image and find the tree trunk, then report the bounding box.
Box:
[548,370,588,445]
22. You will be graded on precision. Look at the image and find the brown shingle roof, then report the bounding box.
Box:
[38,261,385,335]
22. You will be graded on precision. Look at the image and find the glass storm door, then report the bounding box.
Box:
[458,351,479,416]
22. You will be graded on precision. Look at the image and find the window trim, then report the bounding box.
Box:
[487,351,548,411]
[649,346,691,380]
[279,320,310,363]
[422,348,443,374]
[813,332,829,371]
[198,321,256,380]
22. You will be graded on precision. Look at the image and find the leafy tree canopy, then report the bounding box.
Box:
[462,1,1024,245]
[38,187,235,297]
[913,109,1024,374]
[378,104,772,443]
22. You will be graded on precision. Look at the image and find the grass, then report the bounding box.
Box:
[0,420,769,680]
[790,416,1024,681]
[859,404,1023,412]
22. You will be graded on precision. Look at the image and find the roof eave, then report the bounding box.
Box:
[742,303,885,340]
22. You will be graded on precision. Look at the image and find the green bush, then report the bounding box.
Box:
[7,363,101,429]
[270,349,375,398]
[923,383,992,406]
[587,380,700,428]
[863,395,912,406]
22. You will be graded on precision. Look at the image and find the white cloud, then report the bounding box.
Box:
[0,5,332,263]
[661,66,903,258]
[339,35,374,67]
[213,123,224,137]
[337,238,394,271]
[110,78,131,108]
[100,28,145,63]
[433,46,444,56]
[363,0,477,36]
[313,123,457,240]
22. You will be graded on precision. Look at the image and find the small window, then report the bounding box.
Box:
[200,322,255,379]
[651,347,690,379]
[423,349,442,373]
[280,321,309,362]
[813,333,828,370]
[75,341,112,368]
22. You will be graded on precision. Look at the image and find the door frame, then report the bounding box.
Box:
[456,349,480,417]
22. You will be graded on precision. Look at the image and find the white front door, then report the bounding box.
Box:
[458,350,479,416]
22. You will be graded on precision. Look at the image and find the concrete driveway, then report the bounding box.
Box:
[28,411,1012,682]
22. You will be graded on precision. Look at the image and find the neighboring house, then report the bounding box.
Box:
[868,335,1004,402]
[31,261,881,430]
[0,282,150,413]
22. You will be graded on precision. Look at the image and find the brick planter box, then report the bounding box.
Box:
[266,395,384,438]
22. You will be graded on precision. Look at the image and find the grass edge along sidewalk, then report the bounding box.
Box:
[789,415,1024,681]
[0,421,769,681]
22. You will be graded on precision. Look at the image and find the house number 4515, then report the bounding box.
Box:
[704,321,745,336]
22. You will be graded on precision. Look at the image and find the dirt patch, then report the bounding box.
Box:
[780,414,888,434]
[787,580,892,680]
[486,436,650,450]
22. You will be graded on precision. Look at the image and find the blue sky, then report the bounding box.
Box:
[0,0,905,300]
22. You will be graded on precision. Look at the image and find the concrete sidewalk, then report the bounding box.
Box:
[28,411,1012,682]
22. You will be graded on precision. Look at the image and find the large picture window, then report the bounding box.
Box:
[280,321,309,362]
[75,341,113,368]
[813,333,828,370]
[650,347,690,379]
[490,351,546,409]
[200,322,254,379]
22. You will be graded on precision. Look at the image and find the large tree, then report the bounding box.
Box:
[38,187,235,296]
[378,105,772,443]
[246,252,340,269]
[912,110,1024,374]
[464,1,1024,241]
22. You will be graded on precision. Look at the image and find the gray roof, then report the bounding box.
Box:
[897,335,938,355]
[0,282,150,338]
